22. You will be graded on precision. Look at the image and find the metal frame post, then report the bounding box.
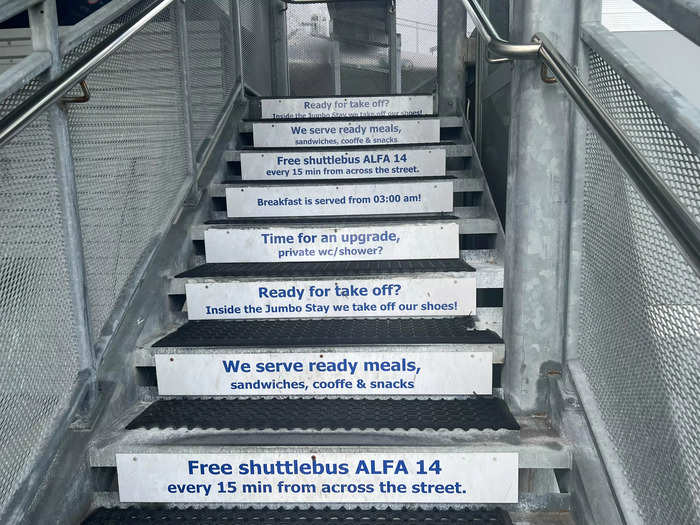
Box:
[330,40,341,95]
[229,0,245,89]
[270,0,289,96]
[175,0,197,202]
[437,0,467,115]
[502,0,579,413]
[564,0,602,364]
[388,0,401,94]
[28,0,96,407]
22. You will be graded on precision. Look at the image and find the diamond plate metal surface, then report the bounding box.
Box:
[579,47,700,525]
[83,506,514,524]
[0,115,80,516]
[177,259,474,278]
[126,398,520,431]
[154,318,495,348]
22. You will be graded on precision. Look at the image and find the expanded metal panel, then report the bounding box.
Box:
[587,50,700,221]
[397,0,438,93]
[66,7,189,340]
[0,115,80,515]
[579,47,700,524]
[186,0,237,159]
[286,1,435,96]
[239,0,273,96]
[287,3,334,95]
[286,1,391,96]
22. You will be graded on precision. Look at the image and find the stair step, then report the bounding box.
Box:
[152,318,501,348]
[191,209,499,240]
[203,222,461,263]
[124,398,519,432]
[222,179,454,218]
[137,341,505,367]
[177,259,471,278]
[215,171,483,191]
[224,142,473,162]
[83,507,514,524]
[258,94,434,119]
[90,414,567,466]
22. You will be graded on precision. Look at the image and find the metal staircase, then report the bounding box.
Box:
[0,1,698,524]
[81,96,571,523]
[78,95,571,523]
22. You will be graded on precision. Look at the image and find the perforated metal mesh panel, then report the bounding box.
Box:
[0,115,80,515]
[239,0,273,95]
[186,0,237,158]
[579,47,700,524]
[0,0,239,517]
[66,6,189,341]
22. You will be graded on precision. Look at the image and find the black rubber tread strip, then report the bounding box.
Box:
[84,506,513,524]
[217,175,455,187]
[125,398,520,431]
[153,318,501,348]
[244,115,442,123]
[176,259,474,278]
[204,214,458,225]
[254,92,433,100]
[234,142,460,152]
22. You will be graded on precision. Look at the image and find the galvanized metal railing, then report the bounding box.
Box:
[0,1,247,522]
[0,0,174,146]
[462,0,700,276]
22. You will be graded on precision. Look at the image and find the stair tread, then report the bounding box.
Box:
[176,259,474,279]
[83,506,513,524]
[125,398,520,432]
[215,175,453,187]
[153,318,502,348]
[203,213,457,226]
[213,172,483,193]
[192,210,496,235]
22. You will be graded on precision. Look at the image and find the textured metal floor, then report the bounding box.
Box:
[153,319,500,347]
[83,506,513,524]
[126,398,520,431]
[220,175,453,186]
[205,214,457,225]
[177,259,474,278]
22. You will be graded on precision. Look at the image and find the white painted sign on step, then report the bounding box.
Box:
[205,223,459,263]
[185,276,476,320]
[225,181,453,218]
[253,119,440,148]
[240,148,446,180]
[155,351,492,396]
[261,95,434,119]
[117,451,518,503]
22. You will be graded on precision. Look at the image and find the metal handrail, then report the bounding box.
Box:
[462,0,700,275]
[0,0,174,147]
